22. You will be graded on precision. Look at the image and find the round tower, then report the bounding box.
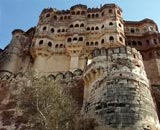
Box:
[83,46,160,130]
[0,29,30,79]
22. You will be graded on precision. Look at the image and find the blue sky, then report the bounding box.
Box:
[0,0,160,49]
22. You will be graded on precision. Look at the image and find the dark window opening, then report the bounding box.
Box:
[119,23,122,28]
[101,39,104,44]
[79,37,83,41]
[60,16,63,20]
[55,44,58,48]
[131,28,135,33]
[101,25,104,29]
[154,39,157,44]
[109,36,114,41]
[95,26,99,30]
[132,41,137,46]
[128,42,131,46]
[87,27,90,31]
[91,27,94,30]
[109,22,113,26]
[46,13,50,18]
[64,16,67,19]
[81,11,85,15]
[108,9,113,14]
[42,26,47,31]
[60,44,63,48]
[72,11,75,15]
[95,41,98,46]
[119,37,123,42]
[95,14,99,18]
[86,42,89,46]
[67,38,72,42]
[57,29,61,33]
[48,42,52,47]
[70,24,73,28]
[50,28,54,33]
[138,41,142,46]
[92,14,95,18]
[80,23,84,27]
[102,12,104,16]
[62,29,65,32]
[91,42,94,46]
[39,40,43,45]
[146,40,150,45]
[54,15,57,20]
[87,14,91,18]
[76,11,80,15]
[73,37,77,41]
[75,24,79,27]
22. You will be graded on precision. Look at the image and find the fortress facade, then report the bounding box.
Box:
[0,3,160,130]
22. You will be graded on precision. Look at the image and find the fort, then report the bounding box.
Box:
[0,3,160,130]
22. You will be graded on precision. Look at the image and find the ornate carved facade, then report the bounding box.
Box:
[0,3,160,130]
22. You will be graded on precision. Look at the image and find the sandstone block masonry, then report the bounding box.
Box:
[0,3,160,130]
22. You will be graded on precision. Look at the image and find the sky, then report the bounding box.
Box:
[0,0,160,49]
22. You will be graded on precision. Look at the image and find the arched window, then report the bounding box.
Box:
[108,9,113,14]
[117,10,121,15]
[86,42,89,46]
[64,16,67,19]
[102,12,104,16]
[92,14,95,18]
[154,39,157,44]
[39,40,43,45]
[75,24,79,27]
[87,27,90,31]
[60,44,63,48]
[95,41,98,46]
[48,42,52,47]
[87,14,91,18]
[109,22,113,26]
[128,41,131,46]
[146,40,150,45]
[81,11,85,15]
[101,39,104,44]
[101,25,104,29]
[131,28,135,33]
[80,23,84,27]
[119,23,122,28]
[68,16,71,19]
[46,13,50,18]
[55,44,58,48]
[95,26,99,30]
[57,29,61,33]
[67,38,72,42]
[54,15,57,20]
[109,36,114,42]
[91,42,94,46]
[79,37,83,41]
[72,11,75,15]
[91,27,94,30]
[132,41,137,46]
[76,11,80,15]
[60,16,63,20]
[119,37,123,42]
[50,28,54,33]
[70,24,73,28]
[138,41,142,46]
[62,29,65,32]
[73,37,77,41]
[42,26,47,31]
[95,14,99,18]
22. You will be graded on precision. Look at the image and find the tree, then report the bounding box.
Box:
[15,72,79,130]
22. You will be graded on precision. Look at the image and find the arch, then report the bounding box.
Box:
[101,39,104,44]
[80,23,84,27]
[119,37,123,42]
[132,41,137,46]
[108,9,113,14]
[46,13,50,18]
[39,40,43,45]
[75,24,79,27]
[138,41,142,46]
[91,42,94,46]
[102,12,104,16]
[73,37,78,41]
[67,38,72,42]
[48,42,52,47]
[87,27,90,31]
[95,13,99,18]
[86,42,89,46]
[128,41,131,46]
[55,44,58,48]
[109,22,113,26]
[131,28,135,33]
[70,24,73,28]
[60,44,63,48]
[95,26,99,30]
[50,28,54,33]
[91,27,94,30]
[81,11,85,15]
[64,16,67,19]
[60,16,63,20]
[76,11,80,15]
[62,29,65,32]
[72,11,75,15]
[42,26,47,31]
[57,29,61,33]
[87,14,91,18]
[54,15,57,20]
[92,14,95,18]
[95,41,98,46]
[101,25,104,29]
[109,36,114,42]
[154,39,157,44]
[119,23,122,28]
[79,37,83,41]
